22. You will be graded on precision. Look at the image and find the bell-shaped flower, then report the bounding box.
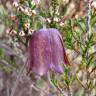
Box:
[27,28,69,76]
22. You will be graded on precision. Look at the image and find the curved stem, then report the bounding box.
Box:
[76,74,86,89]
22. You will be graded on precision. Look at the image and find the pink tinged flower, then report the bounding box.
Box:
[27,28,69,76]
[31,0,40,5]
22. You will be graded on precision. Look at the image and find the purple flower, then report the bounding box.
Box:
[27,28,69,76]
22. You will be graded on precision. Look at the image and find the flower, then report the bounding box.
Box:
[6,28,17,36]
[46,18,51,23]
[27,28,69,76]
[28,29,34,35]
[53,17,60,22]
[24,23,30,29]
[13,1,18,7]
[17,6,24,12]
[31,0,40,5]
[19,30,25,36]
[60,22,64,27]
[92,1,96,8]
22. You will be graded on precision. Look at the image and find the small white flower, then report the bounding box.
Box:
[24,23,30,29]
[75,14,79,19]
[60,22,64,27]
[31,1,36,6]
[28,10,37,16]
[6,28,11,34]
[23,8,36,16]
[53,17,60,22]
[31,0,40,5]
[89,46,95,54]
[8,29,17,36]
[19,30,25,36]
[31,10,37,15]
[11,29,17,34]
[70,3,75,9]
[17,6,24,12]
[46,18,51,23]
[92,1,96,8]
[13,1,18,7]
[28,29,34,35]
[63,0,69,3]
[55,11,59,15]
[24,8,29,14]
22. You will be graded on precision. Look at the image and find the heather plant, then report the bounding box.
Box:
[0,0,96,96]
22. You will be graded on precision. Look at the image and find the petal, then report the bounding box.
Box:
[49,28,70,65]
[28,28,51,76]
[57,30,70,65]
[48,28,64,73]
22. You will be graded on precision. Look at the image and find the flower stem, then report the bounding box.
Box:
[10,58,28,96]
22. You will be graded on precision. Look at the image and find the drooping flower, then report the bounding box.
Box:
[27,28,69,76]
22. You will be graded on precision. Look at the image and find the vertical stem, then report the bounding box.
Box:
[86,0,91,40]
[6,81,10,96]
[39,16,46,29]
[85,0,92,95]
[66,84,72,96]
[10,58,28,96]
[85,0,91,67]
